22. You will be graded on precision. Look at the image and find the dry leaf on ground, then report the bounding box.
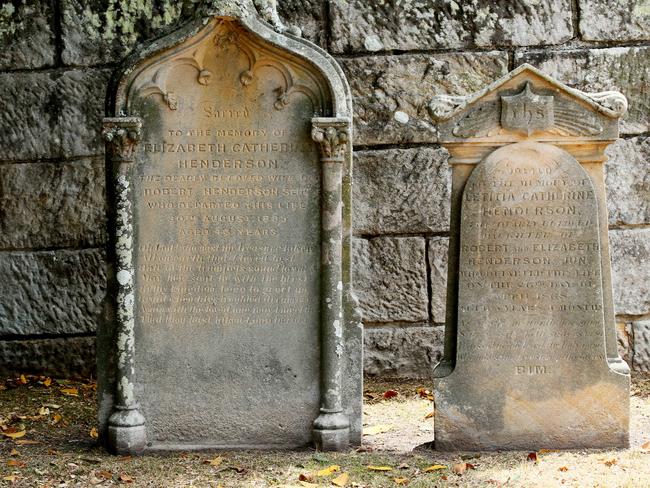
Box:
[367,466,392,471]
[424,465,447,472]
[559,466,568,472]
[89,427,99,439]
[363,424,393,436]
[2,429,26,439]
[331,472,349,486]
[316,465,340,476]
[7,459,26,468]
[394,478,409,485]
[119,473,134,483]
[527,452,538,462]
[383,389,399,399]
[452,463,468,475]
[61,387,78,396]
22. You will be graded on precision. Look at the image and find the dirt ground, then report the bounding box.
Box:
[1,375,650,487]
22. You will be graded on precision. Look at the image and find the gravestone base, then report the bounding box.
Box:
[435,366,629,451]
[107,408,147,455]
[313,412,350,451]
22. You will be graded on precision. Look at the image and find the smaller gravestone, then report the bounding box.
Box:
[98,0,361,454]
[431,65,630,450]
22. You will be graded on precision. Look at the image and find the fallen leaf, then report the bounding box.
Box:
[642,441,650,451]
[424,465,447,472]
[206,456,223,466]
[424,412,433,419]
[52,413,63,424]
[603,458,617,467]
[367,466,392,471]
[15,439,39,445]
[43,377,52,387]
[332,472,349,486]
[298,473,313,482]
[19,374,28,385]
[38,407,50,416]
[7,459,26,468]
[452,463,467,475]
[538,449,558,454]
[383,389,399,399]
[61,387,78,396]
[363,424,393,436]
[119,473,133,483]
[316,465,340,476]
[559,466,568,472]
[2,429,26,439]
[298,482,318,488]
[3,475,17,482]
[416,387,430,398]
[44,404,61,409]
[88,427,99,439]
[10,448,19,456]
[394,478,409,485]
[527,452,538,463]
[96,470,113,480]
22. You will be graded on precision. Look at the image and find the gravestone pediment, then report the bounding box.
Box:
[99,4,361,455]
[433,65,630,451]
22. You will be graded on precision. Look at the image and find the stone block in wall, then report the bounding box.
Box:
[364,326,444,379]
[61,0,324,66]
[353,237,428,323]
[610,229,650,316]
[0,249,106,336]
[0,159,106,249]
[605,137,650,227]
[0,69,111,161]
[0,337,96,378]
[330,0,572,53]
[633,320,650,372]
[515,47,650,135]
[579,0,650,42]
[616,321,632,368]
[339,52,508,145]
[353,148,450,234]
[428,237,449,324]
[0,0,56,69]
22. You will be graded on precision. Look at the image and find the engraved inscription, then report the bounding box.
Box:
[456,141,606,369]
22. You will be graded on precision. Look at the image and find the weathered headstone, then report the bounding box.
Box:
[431,65,630,450]
[98,1,361,454]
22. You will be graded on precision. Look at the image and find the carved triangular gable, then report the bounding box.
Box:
[433,64,627,143]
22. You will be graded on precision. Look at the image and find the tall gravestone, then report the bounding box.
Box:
[98,1,361,454]
[431,65,630,450]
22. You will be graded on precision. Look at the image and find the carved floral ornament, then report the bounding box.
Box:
[102,117,143,162]
[131,20,322,114]
[311,123,349,161]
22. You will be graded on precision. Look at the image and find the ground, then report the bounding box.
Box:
[1,376,650,487]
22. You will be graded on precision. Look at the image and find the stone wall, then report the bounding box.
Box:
[0,0,648,379]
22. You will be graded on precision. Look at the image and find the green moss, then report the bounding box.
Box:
[0,2,22,38]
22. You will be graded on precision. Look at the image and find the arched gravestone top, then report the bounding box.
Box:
[432,65,629,451]
[99,1,361,455]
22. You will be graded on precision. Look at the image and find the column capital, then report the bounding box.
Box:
[311,117,350,162]
[102,117,143,163]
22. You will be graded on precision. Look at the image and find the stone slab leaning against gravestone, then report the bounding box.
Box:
[97,0,361,455]
[430,64,630,451]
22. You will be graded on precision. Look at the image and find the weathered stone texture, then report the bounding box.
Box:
[633,321,650,372]
[353,148,450,234]
[605,137,650,226]
[610,229,650,316]
[0,337,96,378]
[353,237,428,323]
[339,52,508,145]
[364,326,444,379]
[0,72,57,161]
[0,250,106,336]
[0,69,111,161]
[59,69,112,158]
[330,0,573,53]
[516,47,650,134]
[616,322,632,367]
[0,160,106,249]
[0,0,56,69]
[579,0,650,42]
[60,0,323,66]
[428,237,448,324]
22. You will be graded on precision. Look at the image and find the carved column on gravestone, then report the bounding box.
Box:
[311,117,351,451]
[102,117,147,454]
